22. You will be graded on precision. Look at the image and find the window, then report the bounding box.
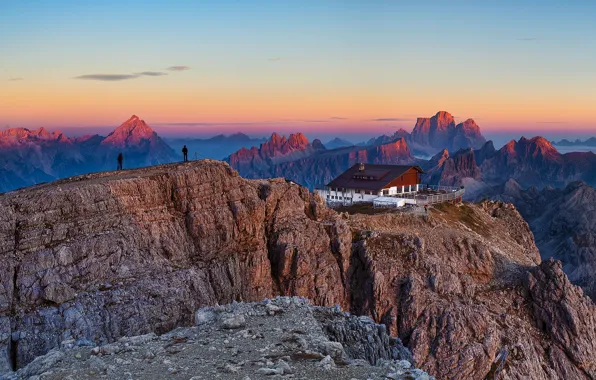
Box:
[383,189,389,195]
[326,195,329,199]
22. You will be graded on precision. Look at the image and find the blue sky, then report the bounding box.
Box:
[2,0,595,140]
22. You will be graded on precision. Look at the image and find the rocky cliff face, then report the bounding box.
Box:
[347,202,596,379]
[499,181,596,301]
[1,161,596,379]
[0,161,349,374]
[423,148,482,187]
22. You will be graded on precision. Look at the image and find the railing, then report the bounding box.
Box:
[396,185,465,205]
[414,188,465,205]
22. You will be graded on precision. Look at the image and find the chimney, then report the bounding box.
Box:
[359,163,365,172]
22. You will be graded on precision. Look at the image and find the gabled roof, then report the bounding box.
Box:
[326,164,423,191]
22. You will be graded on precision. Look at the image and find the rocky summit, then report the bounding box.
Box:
[5,297,432,380]
[1,160,596,379]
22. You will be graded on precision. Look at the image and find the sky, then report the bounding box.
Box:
[2,0,596,141]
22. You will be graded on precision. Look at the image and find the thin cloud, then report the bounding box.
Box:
[371,118,412,122]
[75,71,169,81]
[167,66,191,71]
[137,71,168,76]
[75,74,139,81]
[516,37,538,41]
[8,77,24,81]
[536,121,566,124]
[330,117,347,120]
[268,57,281,62]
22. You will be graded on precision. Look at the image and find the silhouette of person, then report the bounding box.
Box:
[182,145,188,162]
[117,153,123,170]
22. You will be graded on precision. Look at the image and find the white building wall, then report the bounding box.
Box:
[316,188,381,204]
[316,184,420,205]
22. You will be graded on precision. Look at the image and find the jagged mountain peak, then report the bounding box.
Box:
[0,126,68,143]
[434,110,455,120]
[287,132,309,147]
[501,136,560,159]
[457,118,479,129]
[101,115,157,147]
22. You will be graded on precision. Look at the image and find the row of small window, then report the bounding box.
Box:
[330,190,374,195]
[327,195,348,200]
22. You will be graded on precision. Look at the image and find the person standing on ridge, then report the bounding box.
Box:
[182,145,188,162]
[117,153,123,170]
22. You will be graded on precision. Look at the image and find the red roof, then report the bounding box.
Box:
[326,164,423,191]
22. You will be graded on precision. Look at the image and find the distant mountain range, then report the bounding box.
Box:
[0,115,178,193]
[164,133,267,160]
[356,111,487,157]
[226,133,418,189]
[324,137,354,150]
[424,136,596,199]
[553,137,596,147]
[226,111,488,188]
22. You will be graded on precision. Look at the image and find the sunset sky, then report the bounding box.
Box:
[2,0,595,142]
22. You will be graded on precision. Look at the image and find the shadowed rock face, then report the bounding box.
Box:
[499,180,596,301]
[1,161,595,379]
[0,161,351,372]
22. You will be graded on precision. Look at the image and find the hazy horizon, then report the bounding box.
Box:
[3,117,595,153]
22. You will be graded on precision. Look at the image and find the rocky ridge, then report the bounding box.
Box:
[1,161,596,379]
[5,297,431,380]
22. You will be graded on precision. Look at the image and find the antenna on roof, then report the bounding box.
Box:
[359,162,365,172]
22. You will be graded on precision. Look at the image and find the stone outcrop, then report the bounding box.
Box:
[1,161,596,379]
[6,297,432,380]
